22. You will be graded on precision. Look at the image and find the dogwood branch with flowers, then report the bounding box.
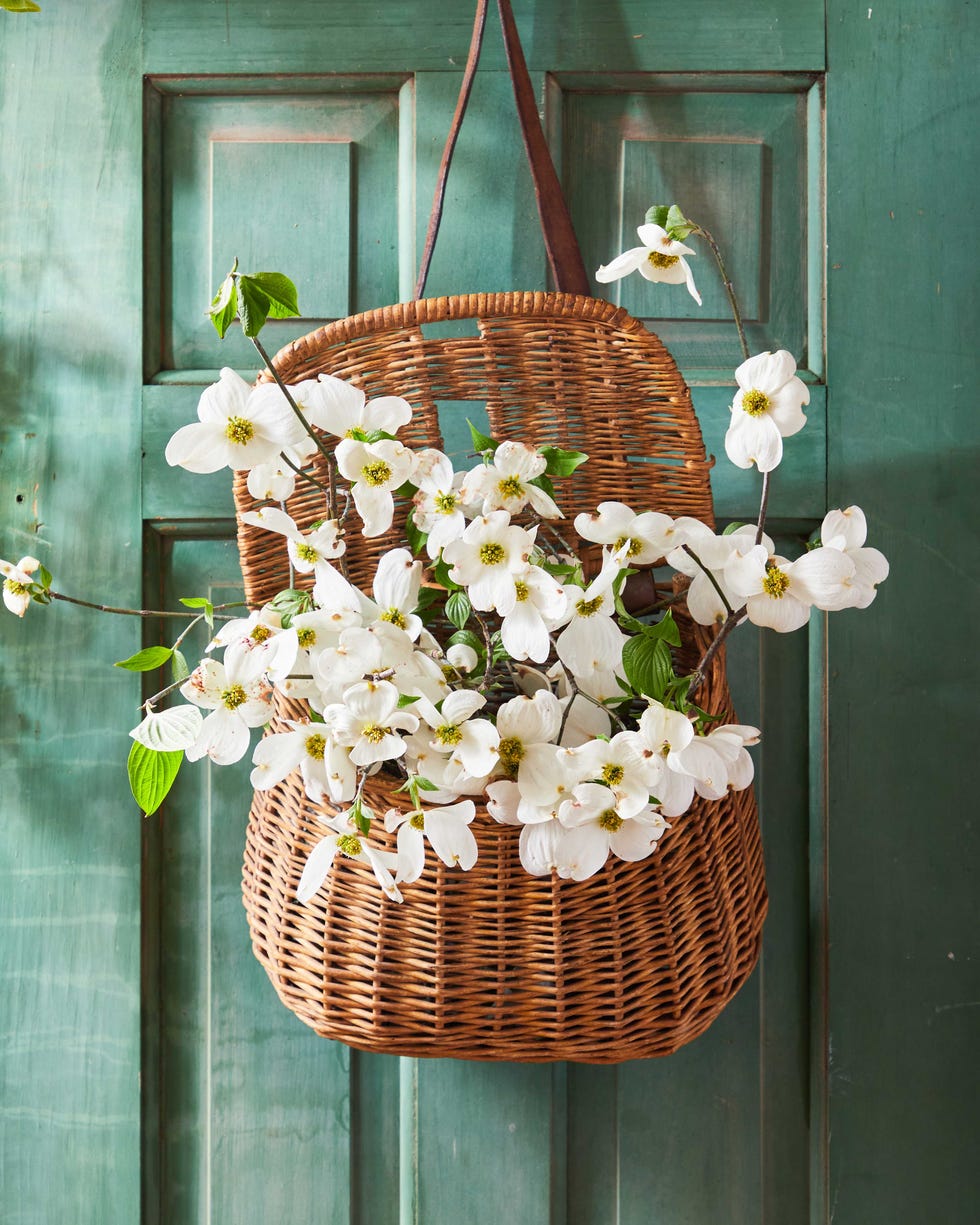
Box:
[2,216,888,897]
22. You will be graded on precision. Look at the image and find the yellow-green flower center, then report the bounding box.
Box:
[576,594,604,617]
[648,251,679,270]
[225,415,254,445]
[305,733,326,760]
[250,624,273,643]
[435,724,463,747]
[498,475,524,499]
[4,578,29,597]
[295,542,319,564]
[221,684,247,711]
[598,808,624,832]
[513,579,530,602]
[380,607,408,629]
[409,812,426,831]
[434,491,458,514]
[297,627,317,648]
[762,565,790,598]
[361,723,390,743]
[741,389,771,417]
[361,460,392,487]
[337,834,363,857]
[613,535,643,558]
[600,763,625,786]
[479,542,506,565]
[497,736,525,777]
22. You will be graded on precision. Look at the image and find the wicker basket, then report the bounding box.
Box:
[236,292,767,1063]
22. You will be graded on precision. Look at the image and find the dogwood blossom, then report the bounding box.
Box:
[296,811,402,904]
[461,441,563,518]
[724,351,810,474]
[324,679,419,767]
[442,512,537,612]
[181,646,273,765]
[573,502,677,565]
[335,437,416,537]
[725,545,856,631]
[819,506,890,608]
[595,223,702,305]
[165,368,304,473]
[1,555,40,616]
[239,506,344,573]
[557,783,669,878]
[385,800,478,883]
[410,450,470,558]
[299,374,413,439]
[498,564,569,662]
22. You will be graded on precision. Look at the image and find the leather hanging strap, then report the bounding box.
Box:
[414,0,590,298]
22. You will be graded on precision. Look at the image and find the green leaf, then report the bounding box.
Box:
[447,628,484,655]
[237,275,272,337]
[393,480,418,498]
[414,776,439,792]
[665,203,695,241]
[722,520,751,536]
[1,1,42,11]
[445,590,472,629]
[37,564,52,589]
[179,595,214,629]
[171,649,191,683]
[246,271,299,319]
[467,419,499,455]
[529,473,556,499]
[432,558,461,592]
[644,204,671,229]
[641,609,681,647]
[208,268,239,339]
[361,429,398,445]
[405,515,429,557]
[539,446,589,478]
[127,742,182,816]
[397,693,421,708]
[622,635,673,701]
[114,645,174,672]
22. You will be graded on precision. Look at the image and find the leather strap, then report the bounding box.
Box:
[414,0,589,298]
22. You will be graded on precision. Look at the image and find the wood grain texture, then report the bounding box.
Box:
[0,4,143,1222]
[825,2,980,1221]
[143,0,826,75]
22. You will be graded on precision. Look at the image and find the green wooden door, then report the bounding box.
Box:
[1,3,975,1223]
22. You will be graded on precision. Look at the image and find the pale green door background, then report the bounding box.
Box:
[1,3,976,1223]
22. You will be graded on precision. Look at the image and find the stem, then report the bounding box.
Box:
[143,675,190,710]
[687,607,747,702]
[473,611,495,691]
[251,335,339,518]
[754,471,772,546]
[278,449,332,497]
[49,591,241,621]
[692,223,750,362]
[681,544,734,618]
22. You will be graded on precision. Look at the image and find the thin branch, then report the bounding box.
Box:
[49,591,241,621]
[681,544,734,618]
[692,223,750,362]
[754,471,772,547]
[686,607,747,702]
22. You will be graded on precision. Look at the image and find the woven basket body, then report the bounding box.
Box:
[236,293,767,1063]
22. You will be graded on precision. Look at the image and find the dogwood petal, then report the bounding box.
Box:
[725,413,783,472]
[735,350,798,395]
[296,834,340,903]
[395,822,427,884]
[595,246,649,283]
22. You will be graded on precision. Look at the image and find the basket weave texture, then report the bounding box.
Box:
[236,292,767,1063]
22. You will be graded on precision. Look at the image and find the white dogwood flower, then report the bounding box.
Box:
[498,565,569,662]
[411,450,471,558]
[421,690,500,780]
[595,223,701,304]
[555,548,628,679]
[442,512,537,612]
[1,555,40,617]
[325,679,419,767]
[819,506,890,609]
[461,441,563,519]
[181,645,273,765]
[240,506,344,573]
[384,799,478,883]
[726,545,856,631]
[250,718,356,805]
[296,812,402,905]
[368,548,424,640]
[299,374,413,439]
[335,437,416,537]
[165,368,304,473]
[724,351,809,473]
[557,783,669,878]
[573,502,677,565]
